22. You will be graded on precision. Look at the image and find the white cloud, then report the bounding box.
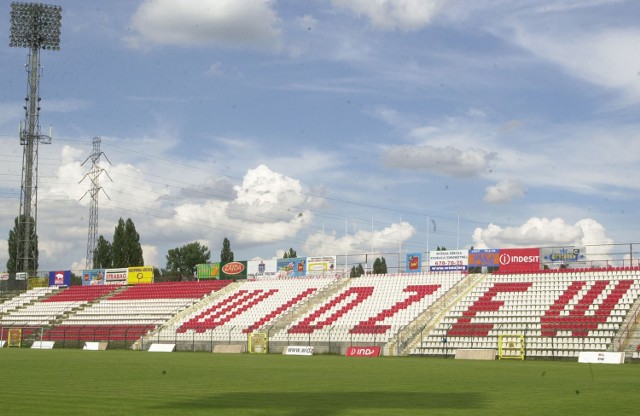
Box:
[303,221,415,256]
[484,180,525,204]
[205,62,223,76]
[296,14,318,31]
[142,244,159,267]
[512,27,640,102]
[234,164,307,213]
[383,144,496,177]
[156,164,314,246]
[0,103,23,127]
[45,98,91,114]
[127,0,281,49]
[330,0,445,31]
[39,240,75,266]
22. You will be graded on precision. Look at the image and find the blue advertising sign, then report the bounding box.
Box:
[81,269,105,286]
[276,257,306,278]
[468,249,500,267]
[49,270,71,286]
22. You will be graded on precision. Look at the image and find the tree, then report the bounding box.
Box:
[283,248,297,259]
[111,218,144,268]
[6,215,38,274]
[350,263,365,278]
[373,257,387,274]
[93,235,112,269]
[165,241,211,281]
[220,237,233,262]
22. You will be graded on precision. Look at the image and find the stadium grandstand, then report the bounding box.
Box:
[2,261,640,361]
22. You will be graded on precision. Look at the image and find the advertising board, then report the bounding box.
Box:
[498,248,540,272]
[541,247,586,267]
[283,346,314,356]
[104,268,128,285]
[468,249,500,273]
[127,266,154,285]
[48,270,71,286]
[405,253,422,273]
[306,256,336,275]
[345,346,381,357]
[196,263,220,280]
[82,269,105,286]
[220,261,247,280]
[276,257,307,278]
[247,259,277,280]
[429,250,468,271]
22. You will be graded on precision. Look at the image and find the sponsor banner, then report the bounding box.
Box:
[247,259,277,280]
[578,351,625,365]
[346,346,381,357]
[82,269,105,286]
[105,268,128,285]
[220,261,247,280]
[48,270,71,286]
[498,248,540,272]
[283,346,314,356]
[0,273,9,281]
[306,256,336,274]
[276,257,307,278]
[429,250,469,271]
[405,253,422,273]
[127,266,154,285]
[196,263,220,280]
[468,249,500,267]
[15,272,27,281]
[541,247,586,266]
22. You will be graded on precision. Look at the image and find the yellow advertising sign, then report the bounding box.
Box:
[127,266,154,285]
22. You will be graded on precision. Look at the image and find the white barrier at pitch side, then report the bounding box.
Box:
[31,341,55,349]
[578,351,625,364]
[283,346,314,356]
[148,343,176,352]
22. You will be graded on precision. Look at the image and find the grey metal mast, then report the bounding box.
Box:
[10,2,62,277]
[80,137,111,269]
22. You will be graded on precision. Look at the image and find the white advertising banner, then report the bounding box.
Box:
[105,268,128,285]
[578,351,625,364]
[247,259,277,280]
[283,346,314,356]
[429,250,469,271]
[306,256,337,274]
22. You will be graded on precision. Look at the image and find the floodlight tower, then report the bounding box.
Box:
[9,2,61,276]
[80,137,112,269]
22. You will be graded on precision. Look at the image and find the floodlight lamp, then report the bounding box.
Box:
[9,2,62,50]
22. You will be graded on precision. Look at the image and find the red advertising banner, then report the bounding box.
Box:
[498,248,540,272]
[345,346,381,357]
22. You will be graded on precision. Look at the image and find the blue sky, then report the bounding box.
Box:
[1,0,640,273]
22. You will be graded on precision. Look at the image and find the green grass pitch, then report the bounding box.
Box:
[0,349,638,415]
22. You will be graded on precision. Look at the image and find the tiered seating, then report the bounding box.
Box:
[43,281,231,343]
[414,268,640,357]
[43,285,117,302]
[270,272,465,344]
[0,287,58,314]
[155,278,335,343]
[0,286,119,327]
